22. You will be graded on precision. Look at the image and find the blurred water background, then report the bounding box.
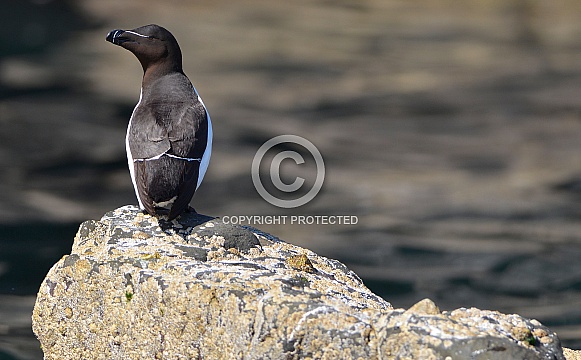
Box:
[2,0,581,358]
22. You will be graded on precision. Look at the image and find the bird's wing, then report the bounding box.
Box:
[135,160,156,216]
[167,102,209,220]
[128,105,172,215]
[128,105,171,160]
[167,100,208,158]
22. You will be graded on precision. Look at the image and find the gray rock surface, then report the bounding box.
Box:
[32,206,565,359]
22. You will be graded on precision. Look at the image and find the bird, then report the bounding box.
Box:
[106,24,212,220]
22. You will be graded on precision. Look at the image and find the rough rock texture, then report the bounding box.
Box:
[33,206,565,359]
[564,349,581,360]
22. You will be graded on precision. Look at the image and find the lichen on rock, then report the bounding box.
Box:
[32,206,565,359]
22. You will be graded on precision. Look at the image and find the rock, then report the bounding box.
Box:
[405,298,440,315]
[32,206,565,359]
[564,348,581,360]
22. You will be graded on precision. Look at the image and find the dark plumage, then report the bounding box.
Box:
[106,24,212,220]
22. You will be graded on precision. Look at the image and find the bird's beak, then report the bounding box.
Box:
[106,29,129,46]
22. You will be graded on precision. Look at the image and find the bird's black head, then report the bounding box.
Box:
[106,24,183,74]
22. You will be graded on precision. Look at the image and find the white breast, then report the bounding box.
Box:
[126,89,144,210]
[196,90,212,189]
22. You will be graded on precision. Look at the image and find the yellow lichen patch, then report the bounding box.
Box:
[141,252,161,260]
[512,327,536,346]
[208,234,225,248]
[286,254,315,273]
[563,348,581,360]
[89,323,98,333]
[64,307,73,319]
[131,212,148,226]
[132,231,150,240]
[533,328,554,345]
[168,234,186,244]
[247,247,262,257]
[207,248,227,261]
[228,248,240,256]
[73,259,93,277]
[405,298,441,316]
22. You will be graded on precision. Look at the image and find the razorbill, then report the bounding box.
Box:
[106,24,212,220]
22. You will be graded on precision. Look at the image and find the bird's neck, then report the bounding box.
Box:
[142,62,183,88]
[140,71,192,104]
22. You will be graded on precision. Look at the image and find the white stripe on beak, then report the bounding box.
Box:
[125,30,152,38]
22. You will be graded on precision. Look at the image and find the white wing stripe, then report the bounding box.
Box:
[133,153,202,162]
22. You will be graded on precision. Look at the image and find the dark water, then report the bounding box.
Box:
[0,223,76,295]
[2,0,581,358]
[0,224,76,360]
